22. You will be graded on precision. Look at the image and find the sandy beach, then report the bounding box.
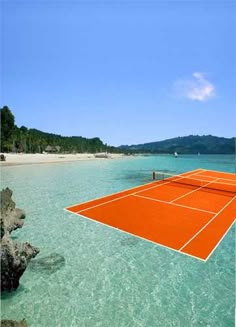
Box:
[0,153,125,167]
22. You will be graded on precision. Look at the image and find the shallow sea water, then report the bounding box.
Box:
[1,155,235,327]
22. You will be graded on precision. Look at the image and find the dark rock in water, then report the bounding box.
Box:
[29,253,65,274]
[1,320,27,327]
[0,188,26,234]
[0,188,40,292]
[1,237,39,292]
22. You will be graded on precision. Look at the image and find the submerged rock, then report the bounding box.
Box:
[0,188,40,292]
[29,253,65,274]
[120,236,139,247]
[0,319,27,327]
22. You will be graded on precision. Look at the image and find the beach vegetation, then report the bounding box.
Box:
[0,106,15,152]
[0,106,120,154]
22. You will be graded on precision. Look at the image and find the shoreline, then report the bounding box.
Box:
[0,153,126,167]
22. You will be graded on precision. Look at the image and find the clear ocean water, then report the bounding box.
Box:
[1,154,235,327]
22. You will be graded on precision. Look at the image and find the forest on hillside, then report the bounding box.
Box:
[0,106,120,154]
[119,135,235,154]
[1,106,234,155]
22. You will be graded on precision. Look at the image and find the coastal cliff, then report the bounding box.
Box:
[0,188,40,292]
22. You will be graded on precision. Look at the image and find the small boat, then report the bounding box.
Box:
[174,152,178,157]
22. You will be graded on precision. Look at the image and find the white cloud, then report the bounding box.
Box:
[174,72,215,101]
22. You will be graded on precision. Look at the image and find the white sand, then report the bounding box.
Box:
[0,153,125,167]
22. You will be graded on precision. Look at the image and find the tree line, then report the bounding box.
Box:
[0,106,120,154]
[119,135,235,154]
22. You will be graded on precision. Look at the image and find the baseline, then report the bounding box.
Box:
[74,212,206,262]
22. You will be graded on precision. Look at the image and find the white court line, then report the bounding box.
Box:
[65,168,234,212]
[211,179,236,185]
[67,169,223,215]
[76,193,132,214]
[64,168,235,262]
[133,194,216,215]
[65,206,235,262]
[65,179,158,210]
[133,179,178,195]
[193,169,236,181]
[64,210,206,262]
[177,177,236,187]
[75,185,217,216]
[66,169,206,213]
[187,176,236,187]
[179,196,236,251]
[200,169,236,177]
[170,178,221,203]
[204,219,236,262]
[133,170,211,196]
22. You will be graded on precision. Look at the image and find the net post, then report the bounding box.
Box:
[152,171,156,180]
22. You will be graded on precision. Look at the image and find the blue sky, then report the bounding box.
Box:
[2,0,235,146]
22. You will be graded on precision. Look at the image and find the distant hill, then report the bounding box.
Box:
[1,107,234,155]
[119,135,235,154]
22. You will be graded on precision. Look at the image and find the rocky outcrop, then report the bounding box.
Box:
[0,319,27,327]
[0,188,40,292]
[1,237,40,291]
[1,188,25,233]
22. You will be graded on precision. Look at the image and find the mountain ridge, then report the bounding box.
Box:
[119,135,235,154]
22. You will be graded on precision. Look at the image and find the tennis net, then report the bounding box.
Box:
[156,172,236,196]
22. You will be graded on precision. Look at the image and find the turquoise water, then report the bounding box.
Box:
[1,155,235,327]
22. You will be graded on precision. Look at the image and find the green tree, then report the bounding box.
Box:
[0,106,122,154]
[0,106,15,152]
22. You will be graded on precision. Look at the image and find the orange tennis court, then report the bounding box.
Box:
[65,169,236,261]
